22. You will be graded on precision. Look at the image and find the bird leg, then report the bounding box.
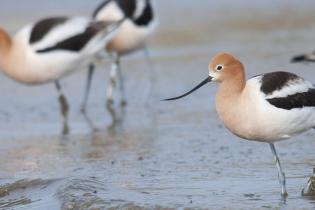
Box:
[106,56,118,108]
[116,56,127,107]
[55,81,70,135]
[269,143,288,197]
[106,53,119,125]
[80,64,97,131]
[81,64,95,114]
[106,53,127,107]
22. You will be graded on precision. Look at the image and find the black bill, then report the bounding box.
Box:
[163,76,213,101]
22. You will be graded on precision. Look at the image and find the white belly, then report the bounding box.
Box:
[4,45,90,85]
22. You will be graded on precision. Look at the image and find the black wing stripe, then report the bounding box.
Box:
[291,54,308,63]
[36,21,107,53]
[260,71,300,96]
[30,17,68,44]
[267,89,315,110]
[93,0,136,19]
[134,0,153,26]
[116,0,136,18]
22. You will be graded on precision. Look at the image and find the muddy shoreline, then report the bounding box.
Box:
[1,0,315,209]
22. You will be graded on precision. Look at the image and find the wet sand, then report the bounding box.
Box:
[1,0,315,209]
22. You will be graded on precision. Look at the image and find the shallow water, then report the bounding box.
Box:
[1,0,315,209]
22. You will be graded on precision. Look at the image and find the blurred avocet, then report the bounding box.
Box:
[81,0,158,113]
[164,52,315,197]
[0,16,120,134]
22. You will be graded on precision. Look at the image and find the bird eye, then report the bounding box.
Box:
[216,65,224,71]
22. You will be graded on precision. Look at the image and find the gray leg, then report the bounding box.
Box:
[106,53,119,125]
[269,143,288,197]
[81,64,95,114]
[55,81,70,135]
[106,53,128,125]
[106,53,127,106]
[106,55,118,107]
[105,51,129,108]
[80,64,97,131]
[116,56,127,107]
[106,64,118,125]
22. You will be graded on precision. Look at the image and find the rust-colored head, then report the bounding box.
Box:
[163,53,246,101]
[208,53,245,83]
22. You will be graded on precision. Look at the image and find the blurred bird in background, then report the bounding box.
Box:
[81,0,158,120]
[0,16,120,134]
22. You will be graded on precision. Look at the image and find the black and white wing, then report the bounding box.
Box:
[93,0,154,27]
[259,71,315,110]
[93,0,134,19]
[29,17,119,54]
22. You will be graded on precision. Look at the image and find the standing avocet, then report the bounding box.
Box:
[164,53,315,197]
[81,0,158,113]
[0,16,120,134]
